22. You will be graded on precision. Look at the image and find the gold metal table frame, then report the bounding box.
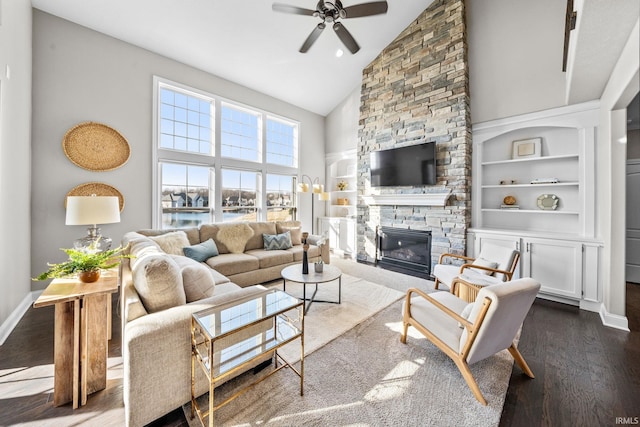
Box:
[190,289,304,426]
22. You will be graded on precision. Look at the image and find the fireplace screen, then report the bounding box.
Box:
[376,226,432,278]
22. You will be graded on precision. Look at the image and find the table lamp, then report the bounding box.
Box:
[65,195,121,252]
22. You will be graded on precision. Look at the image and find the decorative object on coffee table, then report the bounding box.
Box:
[302,232,309,274]
[314,260,324,272]
[63,121,130,171]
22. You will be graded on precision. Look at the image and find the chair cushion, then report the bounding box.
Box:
[478,244,517,281]
[470,257,498,275]
[149,231,191,255]
[183,238,219,262]
[263,231,293,250]
[403,290,467,352]
[433,264,460,289]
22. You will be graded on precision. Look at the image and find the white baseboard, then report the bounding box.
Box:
[0,290,43,346]
[599,305,630,331]
[579,299,602,313]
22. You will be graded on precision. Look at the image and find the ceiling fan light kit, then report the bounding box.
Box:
[273,0,388,54]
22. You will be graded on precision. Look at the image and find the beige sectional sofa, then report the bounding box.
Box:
[119,221,328,427]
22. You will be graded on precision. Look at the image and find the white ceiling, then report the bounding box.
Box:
[31,0,434,116]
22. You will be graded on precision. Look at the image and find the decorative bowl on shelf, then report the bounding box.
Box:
[537,194,559,210]
[337,198,349,205]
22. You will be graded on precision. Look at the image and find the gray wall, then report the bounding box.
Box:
[325,87,360,154]
[466,0,567,124]
[0,0,32,336]
[31,10,325,290]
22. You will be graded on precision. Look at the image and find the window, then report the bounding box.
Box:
[160,162,212,229]
[266,174,295,221]
[221,169,259,222]
[154,77,299,228]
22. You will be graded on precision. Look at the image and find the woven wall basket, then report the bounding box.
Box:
[65,182,125,212]
[63,122,130,171]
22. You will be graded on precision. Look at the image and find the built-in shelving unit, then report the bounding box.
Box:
[320,150,357,258]
[469,101,602,310]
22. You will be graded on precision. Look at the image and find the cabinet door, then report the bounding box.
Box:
[339,219,356,255]
[523,238,582,299]
[474,233,522,279]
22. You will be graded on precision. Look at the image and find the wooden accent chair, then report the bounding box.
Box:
[400,278,540,405]
[432,244,520,296]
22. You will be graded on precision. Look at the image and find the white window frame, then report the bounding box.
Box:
[152,76,300,228]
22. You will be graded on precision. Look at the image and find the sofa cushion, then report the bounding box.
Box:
[276,221,303,245]
[287,244,321,262]
[246,222,277,250]
[183,238,219,262]
[263,231,292,250]
[170,255,216,303]
[138,227,200,245]
[148,231,191,255]
[132,254,186,313]
[205,252,260,277]
[245,248,294,269]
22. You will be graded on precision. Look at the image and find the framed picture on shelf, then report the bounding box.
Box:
[512,137,542,159]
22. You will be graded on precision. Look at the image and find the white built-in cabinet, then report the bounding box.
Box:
[319,150,357,258]
[469,101,603,311]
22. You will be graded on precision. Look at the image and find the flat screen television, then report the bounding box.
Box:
[370,142,437,187]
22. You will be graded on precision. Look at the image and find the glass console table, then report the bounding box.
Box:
[190,289,304,426]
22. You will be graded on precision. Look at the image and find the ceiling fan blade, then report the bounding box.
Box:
[300,23,326,53]
[333,22,360,54]
[342,1,388,18]
[272,3,316,16]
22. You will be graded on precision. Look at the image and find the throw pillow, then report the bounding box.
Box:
[470,257,499,275]
[132,254,186,313]
[183,238,219,262]
[149,231,191,255]
[276,225,302,245]
[170,255,216,303]
[216,223,254,254]
[458,302,475,328]
[263,231,292,250]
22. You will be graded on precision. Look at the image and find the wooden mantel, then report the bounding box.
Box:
[361,190,452,207]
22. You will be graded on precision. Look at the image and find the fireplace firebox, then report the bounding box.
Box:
[376,226,432,279]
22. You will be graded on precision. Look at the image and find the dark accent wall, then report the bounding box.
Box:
[357,0,471,265]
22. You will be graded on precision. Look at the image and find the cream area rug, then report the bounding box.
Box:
[183,272,513,427]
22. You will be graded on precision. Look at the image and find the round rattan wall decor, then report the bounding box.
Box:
[65,182,125,212]
[63,122,130,171]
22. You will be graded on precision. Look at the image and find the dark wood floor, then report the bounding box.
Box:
[1,284,638,426]
[500,282,640,427]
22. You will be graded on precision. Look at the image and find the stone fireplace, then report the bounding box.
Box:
[356,0,472,269]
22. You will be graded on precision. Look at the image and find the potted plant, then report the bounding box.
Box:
[33,243,131,283]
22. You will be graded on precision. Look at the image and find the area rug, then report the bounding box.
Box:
[183,276,513,427]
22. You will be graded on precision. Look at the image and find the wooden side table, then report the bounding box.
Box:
[33,268,118,408]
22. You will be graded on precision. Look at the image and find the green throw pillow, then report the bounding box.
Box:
[183,238,219,262]
[263,231,292,250]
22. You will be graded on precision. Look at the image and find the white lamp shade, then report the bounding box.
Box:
[312,184,324,194]
[66,196,121,225]
[297,182,310,193]
[319,192,330,201]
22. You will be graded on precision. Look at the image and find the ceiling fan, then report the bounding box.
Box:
[272,1,389,54]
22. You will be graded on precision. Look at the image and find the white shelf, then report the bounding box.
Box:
[482,182,579,189]
[482,208,579,215]
[332,190,356,193]
[482,154,578,166]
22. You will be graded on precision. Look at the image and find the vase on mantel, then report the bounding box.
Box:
[302,232,309,274]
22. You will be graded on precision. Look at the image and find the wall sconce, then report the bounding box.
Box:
[298,175,327,234]
[65,195,121,252]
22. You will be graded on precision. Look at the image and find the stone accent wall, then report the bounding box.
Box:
[356,0,471,266]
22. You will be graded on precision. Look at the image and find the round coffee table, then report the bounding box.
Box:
[281,264,342,314]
